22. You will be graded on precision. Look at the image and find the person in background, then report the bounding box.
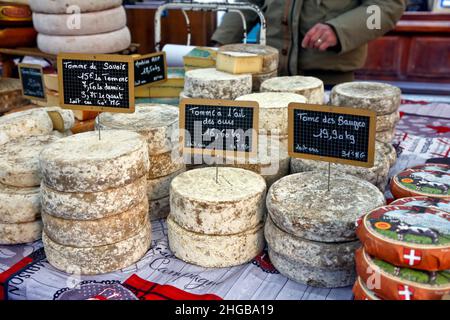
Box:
[212,0,406,86]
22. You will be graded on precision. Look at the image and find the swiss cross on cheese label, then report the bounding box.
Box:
[402,248,422,266]
[398,285,414,300]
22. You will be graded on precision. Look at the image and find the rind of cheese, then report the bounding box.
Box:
[377,111,400,132]
[376,129,395,143]
[41,176,147,220]
[184,68,252,100]
[43,220,151,275]
[0,135,60,188]
[43,74,58,91]
[40,130,149,192]
[99,104,180,154]
[42,200,148,247]
[29,0,123,14]
[260,76,324,104]
[216,51,263,74]
[252,69,278,92]
[148,148,185,179]
[218,44,279,73]
[0,219,42,245]
[236,92,307,135]
[46,107,75,132]
[37,27,131,55]
[149,196,170,221]
[0,183,40,223]
[147,168,186,201]
[379,142,397,167]
[167,216,264,268]
[267,172,385,242]
[170,167,266,235]
[33,6,126,36]
[330,82,401,115]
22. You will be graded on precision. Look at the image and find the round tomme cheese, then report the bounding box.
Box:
[149,196,170,221]
[29,0,123,14]
[260,76,324,105]
[353,277,382,300]
[170,167,266,235]
[236,92,307,136]
[99,104,180,154]
[42,199,149,247]
[0,135,60,188]
[184,68,252,100]
[148,148,185,179]
[0,219,42,245]
[218,44,279,74]
[33,6,126,36]
[379,141,397,167]
[40,130,149,193]
[167,216,264,268]
[46,107,75,132]
[41,176,147,220]
[330,82,401,115]
[0,184,40,224]
[377,111,400,132]
[43,220,151,275]
[147,168,185,201]
[390,168,450,199]
[252,69,277,92]
[267,172,385,242]
[376,129,396,143]
[37,27,131,54]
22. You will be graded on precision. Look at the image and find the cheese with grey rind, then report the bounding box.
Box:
[376,129,396,143]
[40,130,149,192]
[147,168,185,201]
[149,196,170,221]
[330,82,401,115]
[260,76,324,104]
[42,199,148,247]
[46,107,75,132]
[0,220,42,245]
[236,92,307,136]
[376,111,400,132]
[267,172,385,242]
[29,0,123,14]
[43,221,151,275]
[379,141,397,167]
[0,135,60,188]
[170,167,266,235]
[218,44,279,73]
[252,69,277,92]
[184,68,252,100]
[0,184,40,223]
[167,216,264,268]
[148,148,185,179]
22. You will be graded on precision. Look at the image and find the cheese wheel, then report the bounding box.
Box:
[356,205,450,271]
[0,135,60,188]
[353,277,382,300]
[184,68,252,100]
[0,183,40,224]
[252,69,277,92]
[267,172,385,242]
[33,6,126,36]
[330,82,401,115]
[0,219,42,245]
[40,130,149,192]
[167,216,264,268]
[0,27,36,48]
[410,163,450,174]
[260,76,324,105]
[41,176,147,220]
[29,0,123,14]
[148,148,185,179]
[218,44,279,73]
[376,129,396,143]
[170,167,266,235]
[236,92,307,136]
[390,168,450,199]
[37,27,131,55]
[377,111,400,132]
[42,199,148,247]
[355,248,450,300]
[149,196,170,221]
[99,104,180,155]
[46,107,75,132]
[43,221,151,275]
[0,108,53,146]
[147,168,185,201]
[391,197,450,213]
[379,141,397,167]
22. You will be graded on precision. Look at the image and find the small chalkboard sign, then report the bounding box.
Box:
[57,53,135,113]
[180,99,259,157]
[134,52,167,87]
[18,63,46,101]
[288,104,376,168]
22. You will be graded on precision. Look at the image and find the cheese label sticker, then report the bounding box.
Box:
[391,196,450,214]
[394,169,450,197]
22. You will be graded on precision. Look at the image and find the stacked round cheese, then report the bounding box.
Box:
[266,172,385,287]
[30,0,131,54]
[98,104,185,221]
[260,76,325,104]
[168,167,266,267]
[330,82,401,143]
[39,130,151,275]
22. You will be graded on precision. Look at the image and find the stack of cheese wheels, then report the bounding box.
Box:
[29,0,131,54]
[98,104,185,221]
[218,44,279,92]
[291,141,397,191]
[260,76,325,104]
[168,167,266,267]
[356,203,450,300]
[266,172,385,287]
[330,82,401,143]
[39,130,151,275]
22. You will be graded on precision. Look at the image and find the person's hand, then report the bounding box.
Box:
[301,23,338,51]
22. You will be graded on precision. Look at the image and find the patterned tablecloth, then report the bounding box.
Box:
[1,99,449,301]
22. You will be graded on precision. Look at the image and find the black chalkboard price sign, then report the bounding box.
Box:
[180,99,259,157]
[57,53,135,113]
[134,52,167,87]
[18,63,46,101]
[288,104,376,168]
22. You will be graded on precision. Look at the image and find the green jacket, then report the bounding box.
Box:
[212,0,405,84]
